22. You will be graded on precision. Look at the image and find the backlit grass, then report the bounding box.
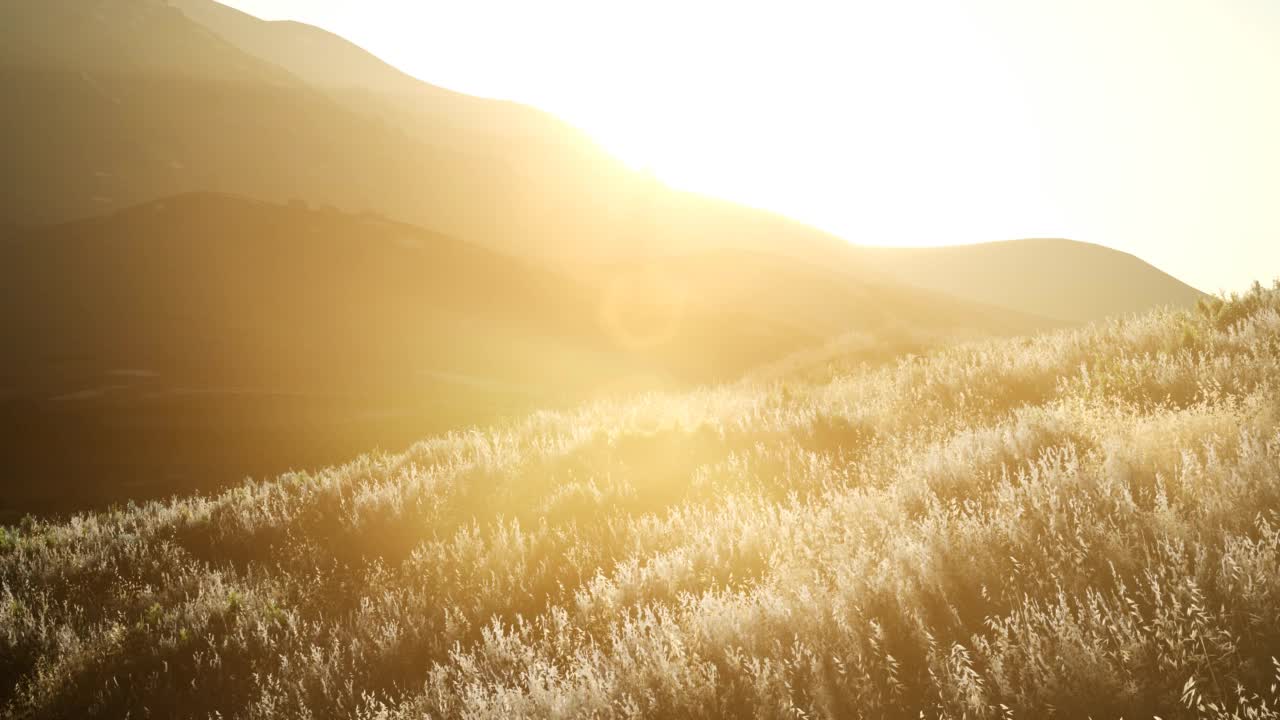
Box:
[3,283,1280,719]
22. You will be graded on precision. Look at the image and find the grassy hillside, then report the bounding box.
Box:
[0,192,615,518]
[0,193,1046,519]
[3,282,1278,718]
[857,238,1206,323]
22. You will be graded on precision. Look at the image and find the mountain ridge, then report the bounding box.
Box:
[854,237,1206,323]
[1,0,1209,326]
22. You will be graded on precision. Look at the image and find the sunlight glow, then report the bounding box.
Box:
[219,0,1280,292]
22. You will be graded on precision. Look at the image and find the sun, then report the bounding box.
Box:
[220,0,1280,289]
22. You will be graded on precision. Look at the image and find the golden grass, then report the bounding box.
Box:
[3,283,1280,719]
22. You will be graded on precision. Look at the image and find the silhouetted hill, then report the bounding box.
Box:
[162,1,1211,323]
[0,0,515,245]
[0,193,615,395]
[163,0,600,155]
[0,193,619,516]
[0,0,867,268]
[0,194,1050,407]
[0,195,1056,518]
[856,239,1205,323]
[2,0,1206,327]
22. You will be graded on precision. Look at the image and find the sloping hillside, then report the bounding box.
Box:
[0,0,787,264]
[3,282,1278,718]
[0,193,613,396]
[163,0,1213,323]
[163,0,603,156]
[0,193,618,516]
[0,0,511,243]
[0,194,1052,517]
[857,238,1206,323]
[2,0,1207,325]
[0,193,1052,408]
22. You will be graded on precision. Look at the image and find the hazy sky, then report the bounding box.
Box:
[221,0,1278,293]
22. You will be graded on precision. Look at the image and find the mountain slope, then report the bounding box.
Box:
[0,193,615,395]
[163,0,595,151]
[0,195,1053,406]
[855,238,1206,323]
[0,0,873,269]
[0,0,516,244]
[148,1,1217,329]
[0,192,622,515]
[0,194,1056,517]
[2,0,1207,327]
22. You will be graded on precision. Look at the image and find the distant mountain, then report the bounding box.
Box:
[163,0,601,155]
[0,0,867,269]
[1,0,1206,326]
[587,248,1058,377]
[0,0,517,250]
[161,0,1209,322]
[856,239,1206,323]
[0,193,1047,404]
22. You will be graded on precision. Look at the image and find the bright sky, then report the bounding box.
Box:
[222,0,1279,293]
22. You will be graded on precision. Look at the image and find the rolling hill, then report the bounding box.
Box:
[1,4,1266,716]
[162,0,609,162]
[856,238,1207,323]
[0,0,1210,517]
[0,193,1054,518]
[157,1,1211,325]
[0,0,512,247]
[0,192,614,517]
[1,0,827,267]
[1,0,1206,326]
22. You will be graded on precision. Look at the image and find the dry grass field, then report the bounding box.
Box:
[3,283,1279,719]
